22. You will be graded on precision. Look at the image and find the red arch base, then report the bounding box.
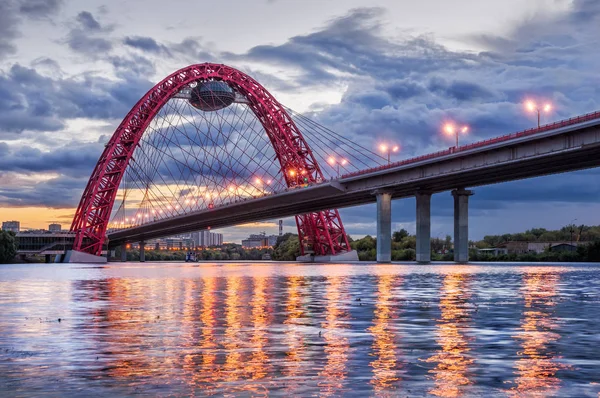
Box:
[71,63,351,257]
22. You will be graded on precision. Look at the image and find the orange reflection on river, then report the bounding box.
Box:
[223,276,247,382]
[244,275,272,394]
[181,277,219,393]
[368,273,402,393]
[509,271,565,396]
[425,272,473,397]
[318,275,350,396]
[101,277,163,379]
[283,276,308,390]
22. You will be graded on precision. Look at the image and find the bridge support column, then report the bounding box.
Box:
[376,191,392,263]
[120,244,127,262]
[139,241,146,263]
[452,189,473,263]
[416,192,432,263]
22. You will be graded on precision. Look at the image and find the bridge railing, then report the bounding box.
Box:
[342,109,600,179]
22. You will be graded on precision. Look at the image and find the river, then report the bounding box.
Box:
[1,262,599,396]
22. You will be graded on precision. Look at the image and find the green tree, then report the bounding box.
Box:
[584,240,600,262]
[0,231,17,263]
[272,233,300,261]
[392,229,409,243]
[351,235,376,252]
[444,235,453,250]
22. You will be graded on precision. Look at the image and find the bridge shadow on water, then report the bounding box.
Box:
[1,262,600,396]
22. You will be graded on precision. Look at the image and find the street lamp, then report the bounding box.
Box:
[378,144,399,164]
[327,156,348,177]
[525,100,552,128]
[569,218,578,252]
[443,123,469,147]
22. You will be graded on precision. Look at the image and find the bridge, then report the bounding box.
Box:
[64,63,600,264]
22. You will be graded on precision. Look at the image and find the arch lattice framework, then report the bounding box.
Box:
[71,63,351,257]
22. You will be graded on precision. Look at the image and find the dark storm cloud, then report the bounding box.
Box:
[76,11,101,30]
[65,11,113,56]
[0,174,88,208]
[0,140,104,177]
[0,62,154,135]
[124,36,170,55]
[569,0,600,23]
[0,2,21,58]
[18,0,63,18]
[427,78,497,102]
[0,138,104,208]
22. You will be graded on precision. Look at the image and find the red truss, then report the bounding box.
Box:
[71,63,351,256]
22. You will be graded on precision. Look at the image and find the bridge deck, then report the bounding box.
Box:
[108,111,600,247]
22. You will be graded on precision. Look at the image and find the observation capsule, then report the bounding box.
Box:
[189,81,235,111]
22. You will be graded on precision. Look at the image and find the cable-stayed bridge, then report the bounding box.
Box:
[63,63,600,263]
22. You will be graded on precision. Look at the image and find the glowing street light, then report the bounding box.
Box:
[525,100,552,128]
[327,156,348,177]
[443,123,469,147]
[378,143,400,164]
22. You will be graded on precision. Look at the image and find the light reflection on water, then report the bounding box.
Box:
[510,272,565,396]
[319,275,350,396]
[1,262,600,396]
[425,272,474,397]
[368,273,402,394]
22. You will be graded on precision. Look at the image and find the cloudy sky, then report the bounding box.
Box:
[1,0,599,242]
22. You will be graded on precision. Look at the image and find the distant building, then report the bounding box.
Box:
[2,221,20,233]
[548,243,578,253]
[146,237,194,251]
[48,223,62,232]
[191,230,223,247]
[476,247,508,256]
[242,232,279,248]
[506,241,586,254]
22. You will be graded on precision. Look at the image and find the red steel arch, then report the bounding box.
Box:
[71,63,351,257]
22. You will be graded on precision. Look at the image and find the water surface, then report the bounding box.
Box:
[1,262,600,396]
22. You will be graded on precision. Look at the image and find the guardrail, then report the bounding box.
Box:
[342,110,600,179]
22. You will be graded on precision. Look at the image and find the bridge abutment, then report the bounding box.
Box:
[376,191,392,263]
[140,241,146,262]
[62,250,107,263]
[416,192,432,263]
[452,189,473,262]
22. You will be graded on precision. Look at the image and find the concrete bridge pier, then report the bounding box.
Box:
[452,189,473,262]
[375,191,392,263]
[120,244,127,262]
[139,241,146,262]
[416,192,432,263]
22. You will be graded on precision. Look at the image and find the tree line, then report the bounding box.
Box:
[3,223,600,264]
[479,225,600,248]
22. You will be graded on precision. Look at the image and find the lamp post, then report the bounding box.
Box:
[327,156,348,177]
[444,123,469,147]
[525,100,552,128]
[379,144,399,164]
[569,218,578,252]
